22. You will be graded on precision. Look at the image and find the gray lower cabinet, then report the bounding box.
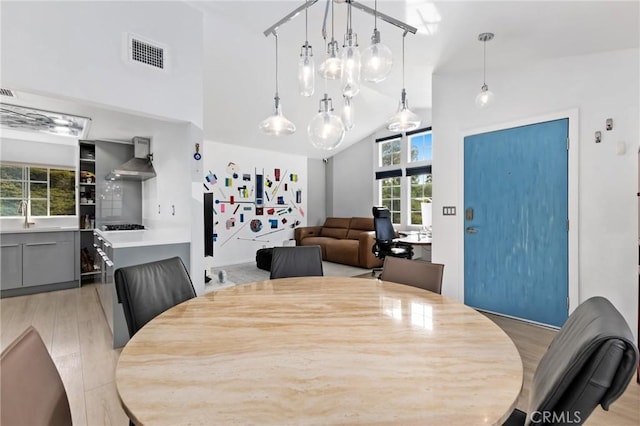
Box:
[0,243,23,289]
[0,231,78,293]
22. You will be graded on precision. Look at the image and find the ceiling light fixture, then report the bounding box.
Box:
[361,0,393,83]
[262,0,417,148]
[298,0,315,96]
[319,0,342,80]
[308,93,345,150]
[475,32,495,109]
[259,32,296,136]
[386,32,420,132]
[0,104,91,138]
[341,0,361,97]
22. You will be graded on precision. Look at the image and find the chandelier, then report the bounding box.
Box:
[259,0,418,150]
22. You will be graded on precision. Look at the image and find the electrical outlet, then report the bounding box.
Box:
[443,206,456,216]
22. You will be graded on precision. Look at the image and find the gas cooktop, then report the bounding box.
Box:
[103,224,145,231]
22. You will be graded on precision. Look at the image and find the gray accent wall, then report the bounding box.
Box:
[329,135,375,218]
[307,158,326,226]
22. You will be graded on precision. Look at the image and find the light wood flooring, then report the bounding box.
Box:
[1,282,638,425]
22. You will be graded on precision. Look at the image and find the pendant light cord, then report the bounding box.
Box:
[275,33,279,96]
[402,32,406,89]
[331,0,335,40]
[483,39,487,86]
[305,0,309,43]
[374,0,378,30]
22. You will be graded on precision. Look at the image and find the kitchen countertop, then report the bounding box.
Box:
[0,226,79,234]
[94,227,190,249]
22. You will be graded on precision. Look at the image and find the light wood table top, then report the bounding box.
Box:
[116,277,523,425]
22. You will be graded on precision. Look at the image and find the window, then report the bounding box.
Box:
[0,164,76,217]
[379,137,401,167]
[374,127,432,228]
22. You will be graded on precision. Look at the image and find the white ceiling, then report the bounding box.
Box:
[197,0,639,159]
[2,1,638,159]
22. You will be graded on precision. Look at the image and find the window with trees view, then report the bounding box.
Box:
[0,164,76,217]
[375,128,432,228]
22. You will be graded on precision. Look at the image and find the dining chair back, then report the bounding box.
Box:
[115,256,196,337]
[270,246,324,279]
[503,296,639,425]
[1,326,72,426]
[380,256,444,294]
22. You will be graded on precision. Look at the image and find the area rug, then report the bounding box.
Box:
[205,261,371,293]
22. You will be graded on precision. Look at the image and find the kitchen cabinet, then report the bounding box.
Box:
[79,141,100,282]
[0,231,78,295]
[0,243,22,289]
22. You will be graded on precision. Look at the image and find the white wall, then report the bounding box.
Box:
[432,48,639,339]
[1,1,203,127]
[204,141,308,268]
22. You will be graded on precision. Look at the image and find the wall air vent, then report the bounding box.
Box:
[128,34,167,71]
[0,88,16,97]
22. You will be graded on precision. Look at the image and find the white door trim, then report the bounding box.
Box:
[458,108,580,316]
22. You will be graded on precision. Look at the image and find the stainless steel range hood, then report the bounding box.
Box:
[106,137,156,181]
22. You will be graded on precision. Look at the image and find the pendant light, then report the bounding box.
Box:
[341,1,361,97]
[475,32,495,108]
[386,32,420,132]
[308,93,346,150]
[319,0,342,80]
[341,95,354,130]
[298,0,314,96]
[361,0,393,83]
[259,33,296,136]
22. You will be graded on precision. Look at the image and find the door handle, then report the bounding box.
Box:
[466,227,478,234]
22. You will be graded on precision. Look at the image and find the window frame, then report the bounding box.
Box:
[374,127,432,229]
[0,163,76,218]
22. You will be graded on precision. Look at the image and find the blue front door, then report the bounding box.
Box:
[464,119,569,327]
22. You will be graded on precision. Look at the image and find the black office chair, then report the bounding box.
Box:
[115,256,196,338]
[270,246,324,279]
[371,206,413,275]
[503,296,639,426]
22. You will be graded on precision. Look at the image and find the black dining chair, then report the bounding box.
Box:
[1,326,72,426]
[115,256,196,338]
[270,246,324,279]
[503,296,638,426]
[371,206,413,275]
[380,257,444,294]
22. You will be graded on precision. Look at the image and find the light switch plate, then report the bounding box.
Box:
[443,206,456,216]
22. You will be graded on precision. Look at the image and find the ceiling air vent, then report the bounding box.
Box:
[0,88,16,97]
[127,34,167,71]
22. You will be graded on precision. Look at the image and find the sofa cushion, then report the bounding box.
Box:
[299,236,334,258]
[323,217,352,229]
[320,227,348,239]
[324,239,359,266]
[346,217,375,239]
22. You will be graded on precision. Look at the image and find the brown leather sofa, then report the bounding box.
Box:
[294,217,382,269]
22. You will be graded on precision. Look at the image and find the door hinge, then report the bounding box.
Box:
[567,219,570,231]
[567,137,570,150]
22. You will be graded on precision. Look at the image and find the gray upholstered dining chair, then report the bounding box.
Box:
[270,245,324,279]
[503,296,638,426]
[115,256,196,337]
[380,256,444,294]
[1,326,72,426]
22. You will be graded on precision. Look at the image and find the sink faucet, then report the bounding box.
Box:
[17,200,35,228]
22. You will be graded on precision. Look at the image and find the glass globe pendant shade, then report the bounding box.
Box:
[341,32,361,97]
[362,29,392,83]
[298,43,315,97]
[475,84,495,108]
[259,95,296,136]
[319,40,342,80]
[308,94,346,150]
[341,96,354,130]
[386,89,421,132]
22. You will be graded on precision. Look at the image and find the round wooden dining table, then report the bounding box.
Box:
[116,277,523,425]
